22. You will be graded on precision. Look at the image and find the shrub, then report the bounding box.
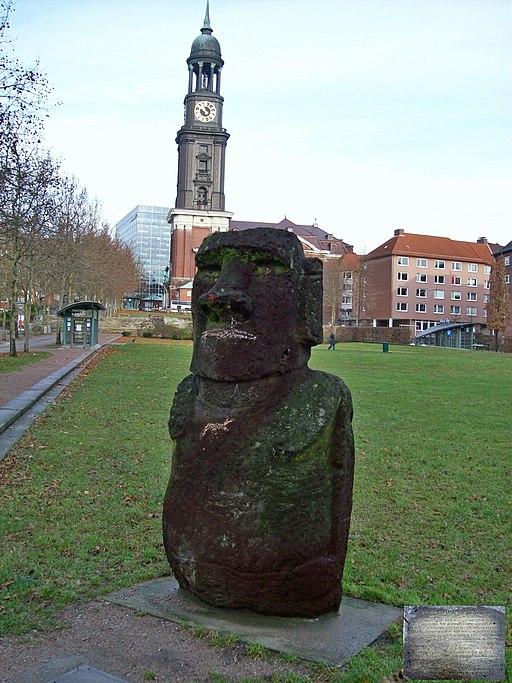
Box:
[121,330,131,337]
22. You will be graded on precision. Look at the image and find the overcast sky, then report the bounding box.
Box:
[9,0,512,253]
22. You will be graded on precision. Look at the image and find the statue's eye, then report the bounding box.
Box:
[199,263,221,276]
[254,260,288,275]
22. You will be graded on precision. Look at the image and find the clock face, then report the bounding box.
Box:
[194,101,217,123]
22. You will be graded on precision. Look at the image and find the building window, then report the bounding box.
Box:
[417,258,428,268]
[451,276,461,285]
[484,265,491,275]
[468,263,478,272]
[467,307,477,316]
[484,294,490,303]
[504,256,510,266]
[467,292,477,301]
[397,272,408,281]
[435,260,445,269]
[433,290,444,299]
[433,304,444,314]
[451,306,461,315]
[434,275,445,284]
[397,287,408,296]
[396,302,408,311]
[452,262,462,271]
[416,288,427,297]
[506,274,511,285]
[451,291,462,300]
[484,280,490,289]
[416,273,427,283]
[416,320,435,331]
[416,303,427,313]
[397,256,409,265]
[467,278,477,287]
[483,309,487,318]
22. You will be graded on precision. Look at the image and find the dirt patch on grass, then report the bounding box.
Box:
[0,599,312,683]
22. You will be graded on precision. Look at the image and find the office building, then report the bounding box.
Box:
[115,205,170,308]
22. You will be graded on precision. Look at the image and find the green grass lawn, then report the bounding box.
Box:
[0,341,510,682]
[0,351,52,373]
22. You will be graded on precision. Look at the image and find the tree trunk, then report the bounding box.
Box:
[23,288,31,353]
[8,259,19,356]
[8,294,17,357]
[23,261,34,352]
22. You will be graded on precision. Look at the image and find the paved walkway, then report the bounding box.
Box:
[0,334,120,459]
[0,334,118,408]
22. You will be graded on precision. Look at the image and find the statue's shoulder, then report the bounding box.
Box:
[297,369,351,414]
[308,369,353,414]
[266,369,352,453]
[169,374,198,438]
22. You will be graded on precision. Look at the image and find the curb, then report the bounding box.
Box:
[0,340,116,437]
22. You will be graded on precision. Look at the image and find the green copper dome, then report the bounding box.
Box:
[188,1,223,65]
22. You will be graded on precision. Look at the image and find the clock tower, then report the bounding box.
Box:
[169,1,232,288]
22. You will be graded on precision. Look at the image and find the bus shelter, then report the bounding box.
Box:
[415,321,478,350]
[57,301,105,348]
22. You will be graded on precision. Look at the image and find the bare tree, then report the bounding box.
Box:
[323,257,344,325]
[0,1,51,142]
[0,144,60,355]
[0,0,56,355]
[488,254,511,351]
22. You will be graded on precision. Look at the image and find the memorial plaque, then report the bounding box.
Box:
[403,606,505,681]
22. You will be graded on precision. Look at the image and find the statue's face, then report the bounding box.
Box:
[191,236,311,381]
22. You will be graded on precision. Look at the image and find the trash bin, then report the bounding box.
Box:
[383,342,389,353]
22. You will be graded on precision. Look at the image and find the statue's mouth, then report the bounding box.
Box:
[201,328,257,341]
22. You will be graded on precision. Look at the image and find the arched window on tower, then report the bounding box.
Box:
[197,187,208,205]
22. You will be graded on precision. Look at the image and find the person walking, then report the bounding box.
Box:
[328,332,336,350]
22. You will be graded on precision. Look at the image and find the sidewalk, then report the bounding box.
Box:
[0,333,120,443]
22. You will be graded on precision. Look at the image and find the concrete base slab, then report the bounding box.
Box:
[52,665,129,683]
[107,577,402,666]
[8,657,128,683]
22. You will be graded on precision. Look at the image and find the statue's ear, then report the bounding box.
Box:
[298,258,323,346]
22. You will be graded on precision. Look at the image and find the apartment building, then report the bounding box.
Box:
[363,230,495,335]
[493,240,512,336]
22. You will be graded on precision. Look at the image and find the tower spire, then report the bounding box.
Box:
[202,0,212,34]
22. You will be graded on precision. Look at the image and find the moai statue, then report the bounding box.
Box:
[163,227,354,617]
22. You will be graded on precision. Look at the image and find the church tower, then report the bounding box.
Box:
[169,1,232,289]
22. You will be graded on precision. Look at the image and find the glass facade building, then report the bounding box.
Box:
[115,205,171,302]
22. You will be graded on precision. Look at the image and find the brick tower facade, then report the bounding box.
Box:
[168,1,232,293]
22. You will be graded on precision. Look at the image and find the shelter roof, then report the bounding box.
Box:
[57,301,105,316]
[415,321,477,338]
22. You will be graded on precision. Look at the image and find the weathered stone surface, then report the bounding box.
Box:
[162,227,355,617]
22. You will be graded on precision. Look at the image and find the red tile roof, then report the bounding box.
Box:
[367,232,494,263]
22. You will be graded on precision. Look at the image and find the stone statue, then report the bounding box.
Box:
[162,227,355,617]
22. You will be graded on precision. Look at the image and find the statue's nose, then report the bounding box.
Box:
[198,286,252,322]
